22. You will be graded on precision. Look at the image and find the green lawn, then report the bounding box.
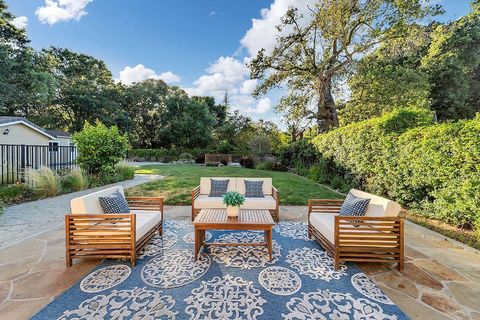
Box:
[126,165,343,205]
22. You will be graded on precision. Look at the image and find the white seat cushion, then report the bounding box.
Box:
[194,195,226,209]
[310,212,336,244]
[240,196,276,210]
[133,210,162,241]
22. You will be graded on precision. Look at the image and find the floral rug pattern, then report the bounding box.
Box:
[33,220,407,320]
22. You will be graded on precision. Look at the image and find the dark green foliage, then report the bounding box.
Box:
[279,140,320,168]
[73,121,129,175]
[422,5,480,120]
[256,161,288,172]
[239,157,255,169]
[313,109,480,230]
[0,184,30,203]
[128,148,213,163]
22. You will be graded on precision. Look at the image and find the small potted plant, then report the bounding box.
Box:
[223,191,245,217]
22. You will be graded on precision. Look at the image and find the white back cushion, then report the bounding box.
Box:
[349,189,401,217]
[236,178,272,196]
[71,186,125,214]
[199,177,236,195]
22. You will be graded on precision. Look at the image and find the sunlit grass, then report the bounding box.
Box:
[126,164,343,205]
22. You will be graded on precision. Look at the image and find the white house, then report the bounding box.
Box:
[0,117,76,184]
[0,116,73,147]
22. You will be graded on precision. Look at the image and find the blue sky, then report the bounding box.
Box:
[6,0,474,122]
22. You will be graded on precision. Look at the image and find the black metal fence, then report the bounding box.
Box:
[0,144,78,185]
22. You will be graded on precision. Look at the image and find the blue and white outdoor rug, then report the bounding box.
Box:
[34,220,408,319]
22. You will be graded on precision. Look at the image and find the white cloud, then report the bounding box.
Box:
[245,97,272,114]
[241,0,309,56]
[118,64,181,85]
[11,16,28,29]
[184,56,249,99]
[36,0,93,25]
[240,79,258,95]
[209,11,216,16]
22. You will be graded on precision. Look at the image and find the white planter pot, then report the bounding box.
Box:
[227,205,240,217]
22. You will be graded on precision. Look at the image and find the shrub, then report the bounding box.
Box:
[313,108,480,230]
[239,157,255,169]
[250,136,271,156]
[114,164,136,181]
[256,161,287,172]
[279,140,319,168]
[26,167,61,197]
[178,152,193,160]
[62,168,90,192]
[0,184,30,203]
[73,121,129,176]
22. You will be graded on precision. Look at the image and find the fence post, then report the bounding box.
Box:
[20,144,26,183]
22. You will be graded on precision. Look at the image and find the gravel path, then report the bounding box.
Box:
[0,174,163,249]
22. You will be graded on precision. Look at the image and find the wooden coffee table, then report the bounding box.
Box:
[192,209,275,261]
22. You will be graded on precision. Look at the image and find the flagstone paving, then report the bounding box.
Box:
[0,205,478,319]
[0,174,163,249]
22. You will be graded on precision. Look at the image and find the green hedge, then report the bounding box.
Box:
[128,148,214,163]
[312,108,480,230]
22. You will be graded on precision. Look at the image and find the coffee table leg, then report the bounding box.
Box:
[194,228,200,261]
[265,229,273,261]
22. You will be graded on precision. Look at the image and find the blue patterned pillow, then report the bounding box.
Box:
[209,179,229,197]
[244,180,264,198]
[339,192,370,219]
[99,190,130,214]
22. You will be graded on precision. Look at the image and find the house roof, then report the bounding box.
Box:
[45,129,72,138]
[0,116,63,140]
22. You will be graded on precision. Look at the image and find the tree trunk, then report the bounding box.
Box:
[316,77,338,133]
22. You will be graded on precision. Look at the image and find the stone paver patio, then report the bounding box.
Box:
[0,205,479,319]
[0,174,162,249]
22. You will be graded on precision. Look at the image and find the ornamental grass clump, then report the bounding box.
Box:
[62,167,90,192]
[26,166,61,197]
[222,191,245,207]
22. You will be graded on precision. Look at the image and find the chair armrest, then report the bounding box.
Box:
[334,216,403,247]
[272,186,278,200]
[66,213,136,241]
[192,185,201,200]
[126,197,163,212]
[308,199,344,220]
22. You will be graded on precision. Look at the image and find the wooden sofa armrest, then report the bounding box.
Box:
[334,215,403,248]
[126,197,164,213]
[192,185,200,199]
[308,199,344,219]
[65,213,136,267]
[272,186,278,200]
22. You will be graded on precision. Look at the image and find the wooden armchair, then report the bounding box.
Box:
[308,196,404,271]
[66,192,163,268]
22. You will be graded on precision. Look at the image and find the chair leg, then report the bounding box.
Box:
[158,223,163,236]
[66,253,72,268]
[334,252,340,270]
[131,251,137,267]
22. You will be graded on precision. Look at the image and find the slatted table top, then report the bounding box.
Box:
[193,209,275,227]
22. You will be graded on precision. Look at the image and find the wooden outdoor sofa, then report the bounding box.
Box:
[191,177,279,222]
[308,189,404,270]
[65,186,163,267]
